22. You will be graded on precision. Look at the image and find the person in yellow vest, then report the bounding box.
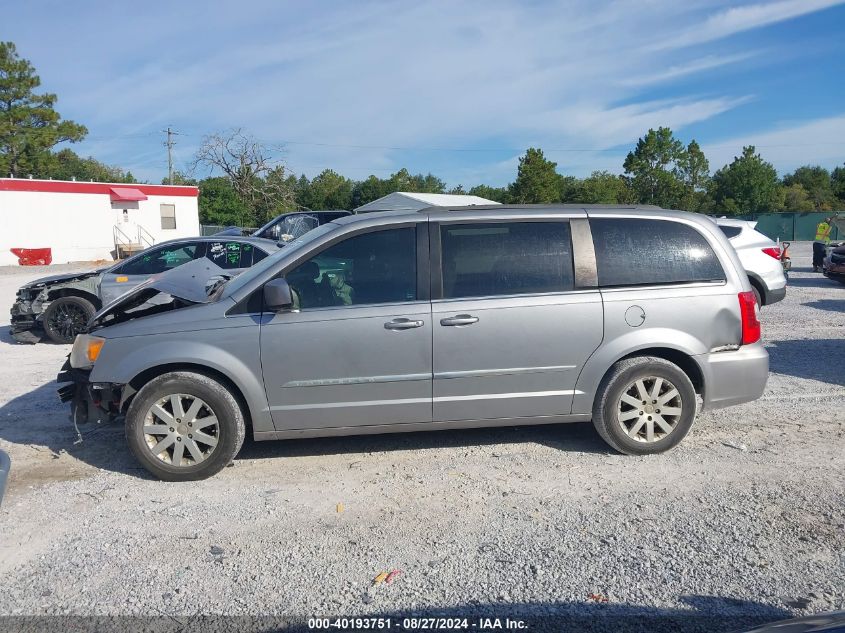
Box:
[813,217,833,272]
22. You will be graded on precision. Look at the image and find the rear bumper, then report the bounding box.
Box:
[0,448,9,506]
[764,284,786,305]
[698,342,769,410]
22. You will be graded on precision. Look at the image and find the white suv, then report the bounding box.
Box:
[714,218,786,306]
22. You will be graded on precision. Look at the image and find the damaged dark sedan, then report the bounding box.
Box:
[11,236,279,344]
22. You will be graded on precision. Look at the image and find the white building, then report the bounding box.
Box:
[0,178,200,266]
[354,191,500,213]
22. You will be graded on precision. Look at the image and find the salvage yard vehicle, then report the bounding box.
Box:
[712,218,787,306]
[11,236,280,344]
[58,205,769,481]
[822,243,845,284]
[214,210,351,241]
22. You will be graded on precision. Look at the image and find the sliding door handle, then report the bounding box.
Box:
[384,318,424,330]
[440,314,479,326]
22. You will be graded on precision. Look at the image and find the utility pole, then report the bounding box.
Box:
[164,127,176,185]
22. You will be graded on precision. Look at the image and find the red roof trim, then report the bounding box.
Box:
[0,179,198,197]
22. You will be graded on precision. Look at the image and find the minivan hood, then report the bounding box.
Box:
[89,258,228,330]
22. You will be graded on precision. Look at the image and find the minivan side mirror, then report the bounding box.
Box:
[263,278,293,311]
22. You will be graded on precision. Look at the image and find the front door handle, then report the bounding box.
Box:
[384,318,424,330]
[440,314,479,326]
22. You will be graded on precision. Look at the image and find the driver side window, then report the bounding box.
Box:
[285,228,417,310]
[117,242,201,276]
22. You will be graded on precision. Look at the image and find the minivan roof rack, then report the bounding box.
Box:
[417,203,664,213]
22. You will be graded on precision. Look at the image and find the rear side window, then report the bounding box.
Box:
[440,222,573,299]
[591,218,725,287]
[252,247,269,265]
[205,241,253,269]
[718,225,742,239]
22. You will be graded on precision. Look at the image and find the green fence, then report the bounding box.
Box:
[730,212,842,242]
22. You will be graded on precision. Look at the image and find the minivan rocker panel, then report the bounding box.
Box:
[58,205,769,481]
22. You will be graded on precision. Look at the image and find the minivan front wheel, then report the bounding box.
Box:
[125,371,246,481]
[592,356,696,455]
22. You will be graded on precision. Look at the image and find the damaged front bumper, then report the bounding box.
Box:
[10,296,44,344]
[57,359,123,427]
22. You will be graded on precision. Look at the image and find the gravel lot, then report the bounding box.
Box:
[0,243,842,632]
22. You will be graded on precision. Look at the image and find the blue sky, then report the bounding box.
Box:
[5,0,845,186]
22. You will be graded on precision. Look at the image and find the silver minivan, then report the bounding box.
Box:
[59,206,769,481]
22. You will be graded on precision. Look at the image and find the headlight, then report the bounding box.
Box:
[70,335,106,369]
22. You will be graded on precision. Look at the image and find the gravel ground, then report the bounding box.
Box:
[0,243,842,632]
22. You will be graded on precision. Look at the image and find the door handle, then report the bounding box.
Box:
[384,318,424,330]
[440,314,479,326]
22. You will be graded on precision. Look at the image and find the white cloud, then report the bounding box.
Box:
[702,115,845,176]
[660,0,845,49]
[5,0,843,184]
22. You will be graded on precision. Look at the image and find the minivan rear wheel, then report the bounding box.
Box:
[125,371,246,481]
[592,356,696,455]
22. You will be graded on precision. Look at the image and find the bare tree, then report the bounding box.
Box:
[191,128,295,226]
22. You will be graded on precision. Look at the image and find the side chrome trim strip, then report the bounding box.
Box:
[283,373,431,388]
[435,365,575,380]
[433,389,582,402]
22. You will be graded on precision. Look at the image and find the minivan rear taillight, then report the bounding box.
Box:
[761,247,781,260]
[738,291,761,345]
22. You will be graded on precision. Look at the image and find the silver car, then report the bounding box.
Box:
[58,205,769,481]
[11,236,280,344]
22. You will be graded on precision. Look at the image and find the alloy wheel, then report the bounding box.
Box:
[616,376,683,443]
[47,303,88,340]
[143,394,220,467]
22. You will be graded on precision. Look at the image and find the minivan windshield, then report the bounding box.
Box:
[221,222,340,298]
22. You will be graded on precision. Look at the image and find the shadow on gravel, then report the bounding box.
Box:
[0,324,56,346]
[785,275,840,289]
[803,299,845,313]
[0,382,610,480]
[768,338,845,387]
[0,381,150,480]
[0,596,794,632]
[236,420,610,462]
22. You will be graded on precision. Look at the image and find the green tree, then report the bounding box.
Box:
[832,163,845,206]
[623,127,686,208]
[508,148,560,203]
[47,148,136,183]
[468,184,509,203]
[677,140,710,211]
[197,176,249,226]
[781,183,814,212]
[709,146,781,214]
[579,171,636,204]
[0,42,87,177]
[558,175,582,203]
[351,174,392,208]
[162,170,196,186]
[297,169,353,210]
[783,166,834,210]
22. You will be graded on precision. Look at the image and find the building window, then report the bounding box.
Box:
[160,204,176,230]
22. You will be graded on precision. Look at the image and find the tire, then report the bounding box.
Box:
[751,284,763,308]
[125,371,246,481]
[592,356,697,456]
[42,296,96,344]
